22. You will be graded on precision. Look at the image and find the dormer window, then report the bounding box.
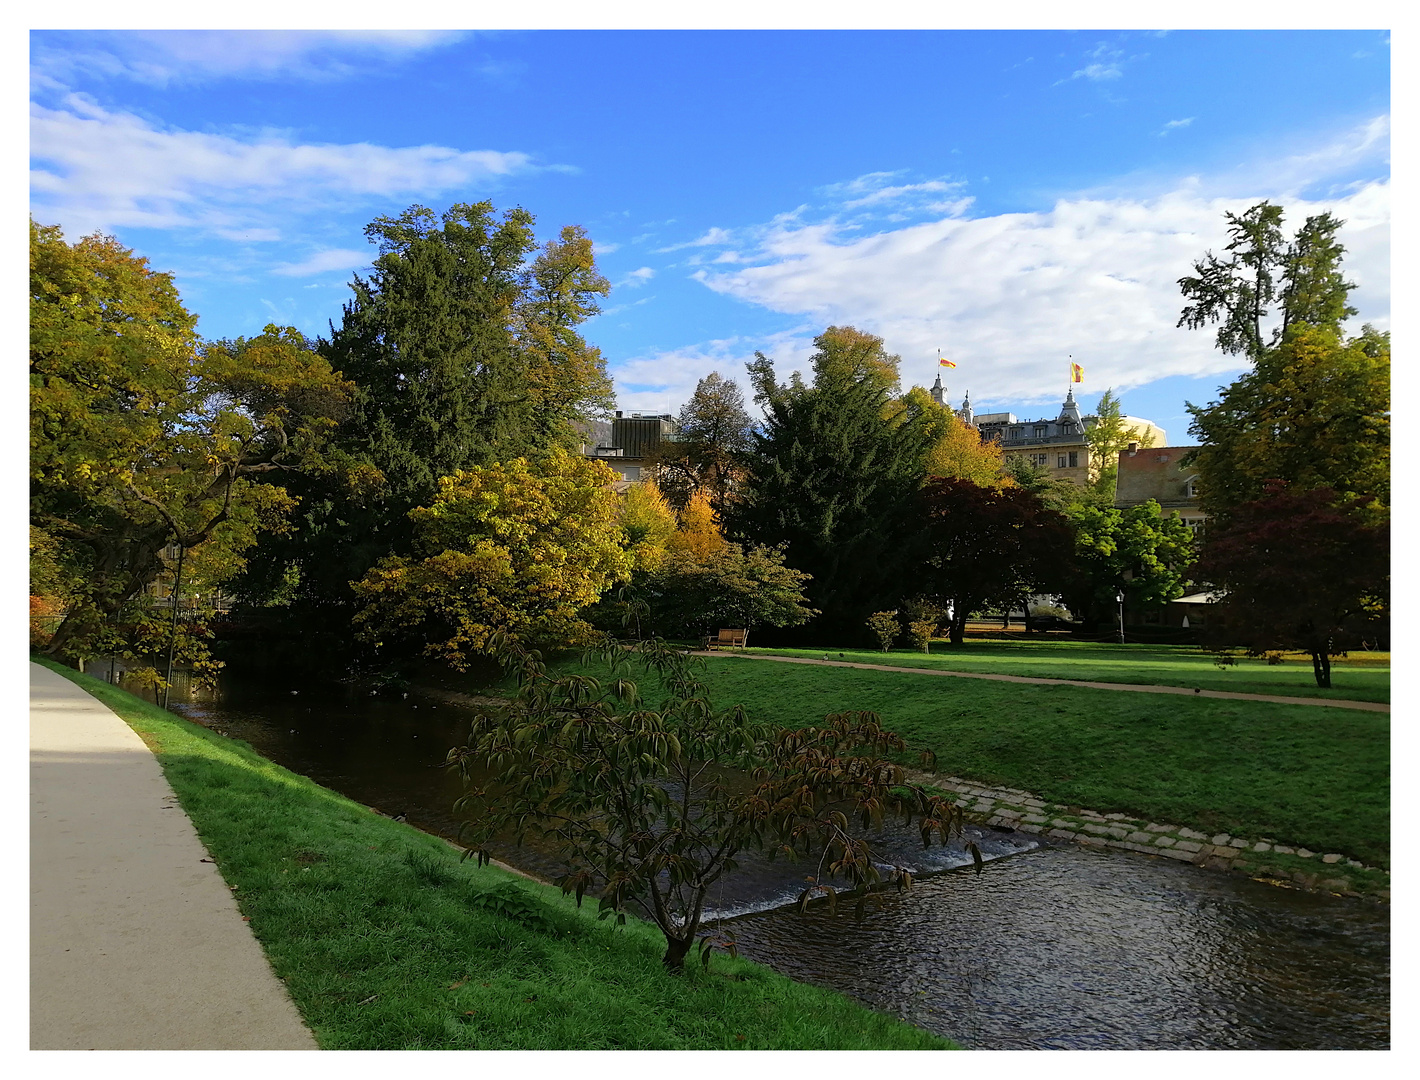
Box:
[1034,425,1048,438]
[1184,476,1199,498]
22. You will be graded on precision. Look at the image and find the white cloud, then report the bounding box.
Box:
[271,248,373,277]
[618,267,656,288]
[1160,117,1194,135]
[29,96,542,238]
[610,329,816,415]
[655,226,736,253]
[31,30,467,87]
[621,118,1389,413]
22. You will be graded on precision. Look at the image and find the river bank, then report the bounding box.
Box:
[31,658,953,1051]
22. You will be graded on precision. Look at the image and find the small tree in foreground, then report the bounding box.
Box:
[447,635,979,971]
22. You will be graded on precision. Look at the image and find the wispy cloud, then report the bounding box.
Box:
[271,248,373,277]
[1160,117,1194,136]
[31,29,467,88]
[655,226,736,253]
[29,96,545,238]
[617,267,656,288]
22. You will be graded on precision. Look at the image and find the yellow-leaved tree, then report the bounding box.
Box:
[352,450,633,669]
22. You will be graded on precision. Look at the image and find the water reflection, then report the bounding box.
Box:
[157,671,1388,1050]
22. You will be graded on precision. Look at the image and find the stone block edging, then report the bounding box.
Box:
[905,771,1387,900]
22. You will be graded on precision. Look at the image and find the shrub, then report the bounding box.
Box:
[865,611,900,652]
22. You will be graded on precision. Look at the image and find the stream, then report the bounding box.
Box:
[154,670,1389,1050]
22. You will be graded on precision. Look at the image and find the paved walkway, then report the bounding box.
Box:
[696,652,1389,713]
[30,662,317,1050]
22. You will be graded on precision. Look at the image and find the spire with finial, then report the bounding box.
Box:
[959,390,973,425]
[930,372,945,406]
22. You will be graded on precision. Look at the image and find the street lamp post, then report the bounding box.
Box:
[1115,588,1125,646]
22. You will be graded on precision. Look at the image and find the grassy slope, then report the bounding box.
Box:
[557,653,1389,868]
[745,642,1390,703]
[34,658,951,1051]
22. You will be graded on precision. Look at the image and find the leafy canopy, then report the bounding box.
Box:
[352,449,633,669]
[30,220,350,676]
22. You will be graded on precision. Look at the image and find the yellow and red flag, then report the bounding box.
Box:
[939,356,956,369]
[1070,362,1084,383]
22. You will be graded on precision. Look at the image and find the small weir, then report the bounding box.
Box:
[156,671,1388,1050]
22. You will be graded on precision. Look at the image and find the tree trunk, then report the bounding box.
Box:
[949,606,966,647]
[662,934,694,972]
[1310,649,1332,689]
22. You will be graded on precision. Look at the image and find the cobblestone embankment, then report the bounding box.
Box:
[910,771,1389,901]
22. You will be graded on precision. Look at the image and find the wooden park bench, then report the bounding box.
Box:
[701,628,748,650]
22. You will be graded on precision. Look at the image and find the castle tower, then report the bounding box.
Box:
[1058,387,1083,433]
[959,391,973,425]
[930,373,946,407]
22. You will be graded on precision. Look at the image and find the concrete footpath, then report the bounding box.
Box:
[30,662,317,1050]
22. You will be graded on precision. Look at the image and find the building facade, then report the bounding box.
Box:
[929,374,1166,487]
[1113,445,1206,535]
[579,412,675,489]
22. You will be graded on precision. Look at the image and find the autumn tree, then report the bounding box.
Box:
[448,635,977,971]
[352,450,633,670]
[892,387,1007,486]
[1192,484,1387,687]
[646,372,755,514]
[914,479,1075,646]
[30,221,349,678]
[727,327,936,640]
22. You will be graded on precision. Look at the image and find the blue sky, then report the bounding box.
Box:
[30,27,1391,444]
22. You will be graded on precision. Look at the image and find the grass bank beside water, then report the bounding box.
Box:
[34,658,953,1051]
[744,641,1390,703]
[551,652,1389,871]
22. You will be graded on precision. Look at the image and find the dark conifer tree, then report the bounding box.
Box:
[725,327,935,642]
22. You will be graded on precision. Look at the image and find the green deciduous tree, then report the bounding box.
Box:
[727,327,936,640]
[1185,324,1389,519]
[352,450,633,670]
[1062,500,1196,629]
[893,387,1008,486]
[448,635,976,971]
[30,221,350,678]
[1193,483,1388,687]
[1086,388,1156,497]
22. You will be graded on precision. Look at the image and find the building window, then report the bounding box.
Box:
[1184,476,1199,498]
[1068,451,1078,468]
[621,466,641,482]
[1010,427,1022,439]
[1034,425,1048,438]
[1057,455,1067,468]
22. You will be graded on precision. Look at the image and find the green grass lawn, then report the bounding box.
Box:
[34,658,952,1051]
[552,652,1389,869]
[742,640,1391,703]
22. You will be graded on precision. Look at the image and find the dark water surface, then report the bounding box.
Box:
[159,671,1389,1050]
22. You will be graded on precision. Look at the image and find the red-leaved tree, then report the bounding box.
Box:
[1193,483,1388,687]
[916,479,1075,646]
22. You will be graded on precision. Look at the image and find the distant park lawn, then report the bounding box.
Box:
[557,651,1389,869]
[742,640,1390,703]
